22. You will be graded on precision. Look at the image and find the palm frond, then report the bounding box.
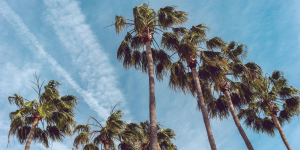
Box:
[206,37,226,51]
[172,27,188,36]
[190,24,209,39]
[158,6,188,30]
[83,143,99,150]
[161,32,180,52]
[114,15,130,34]
[168,61,189,93]
[8,94,25,108]
[74,132,90,149]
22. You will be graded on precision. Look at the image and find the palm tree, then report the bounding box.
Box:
[162,25,226,150]
[238,70,300,150]
[7,74,78,150]
[73,104,126,150]
[196,41,264,150]
[111,3,188,150]
[119,121,177,150]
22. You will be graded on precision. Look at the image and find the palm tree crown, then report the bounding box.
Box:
[73,104,126,150]
[112,3,188,79]
[238,70,300,150]
[111,3,188,150]
[8,75,78,150]
[161,24,226,150]
[118,121,178,150]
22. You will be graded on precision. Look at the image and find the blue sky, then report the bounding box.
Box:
[0,0,299,149]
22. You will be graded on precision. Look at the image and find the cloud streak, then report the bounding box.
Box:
[43,0,129,120]
[0,0,111,119]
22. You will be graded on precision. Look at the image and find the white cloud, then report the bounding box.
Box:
[0,0,111,119]
[43,0,130,120]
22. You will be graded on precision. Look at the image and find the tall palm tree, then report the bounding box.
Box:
[196,41,263,150]
[111,3,188,150]
[118,121,177,150]
[73,104,126,150]
[238,70,300,150]
[162,25,226,150]
[7,75,78,150]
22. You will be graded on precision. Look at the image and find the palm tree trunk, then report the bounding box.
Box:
[145,41,158,150]
[223,90,254,150]
[25,117,39,150]
[271,114,292,150]
[191,67,217,150]
[104,143,109,150]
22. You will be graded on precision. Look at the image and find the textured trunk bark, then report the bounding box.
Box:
[223,90,254,150]
[271,114,292,150]
[191,67,217,150]
[145,41,158,150]
[25,117,39,150]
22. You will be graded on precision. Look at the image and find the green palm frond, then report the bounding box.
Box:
[172,27,188,36]
[153,49,172,81]
[25,100,39,110]
[117,40,132,69]
[74,125,90,134]
[271,70,284,80]
[10,126,31,144]
[74,132,90,149]
[9,109,26,123]
[190,24,209,39]
[93,134,104,145]
[133,3,156,34]
[244,62,262,78]
[141,51,148,73]
[168,61,189,93]
[8,94,25,108]
[46,126,64,141]
[83,143,100,150]
[238,108,277,137]
[130,36,144,50]
[158,6,188,29]
[131,50,142,70]
[231,44,248,61]
[114,15,131,34]
[206,95,230,120]
[161,32,180,52]
[206,37,226,51]
[226,41,238,51]
[118,141,135,150]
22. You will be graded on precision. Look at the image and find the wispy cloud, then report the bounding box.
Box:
[43,0,130,120]
[0,0,111,119]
